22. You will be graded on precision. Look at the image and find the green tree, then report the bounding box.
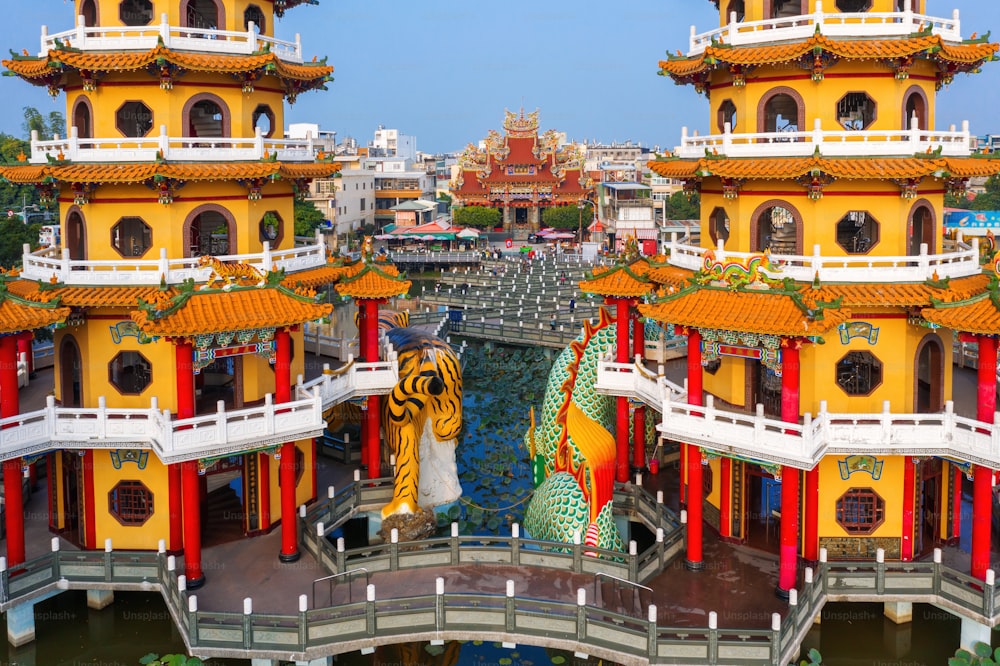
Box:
[968,174,1000,211]
[663,191,700,220]
[541,205,582,230]
[437,192,452,212]
[293,199,326,236]
[140,654,203,666]
[453,205,500,229]
[0,218,40,268]
[22,106,64,141]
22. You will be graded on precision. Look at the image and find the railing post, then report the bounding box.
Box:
[242,597,253,649]
[505,579,516,632]
[435,577,445,633]
[159,13,170,44]
[656,528,665,572]
[572,530,582,573]
[511,523,521,566]
[876,547,885,595]
[0,557,7,604]
[255,125,265,159]
[629,540,639,581]
[61,247,71,282]
[450,522,460,564]
[188,595,199,647]
[327,485,336,523]
[770,612,782,666]
[707,610,718,663]
[104,538,113,581]
[365,584,376,636]
[933,548,942,595]
[297,594,308,650]
[247,21,257,52]
[576,587,587,640]
[985,569,995,617]
[648,603,658,659]
[336,537,345,572]
[389,528,399,571]
[51,537,61,583]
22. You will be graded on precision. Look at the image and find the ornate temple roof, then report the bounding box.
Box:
[659,33,998,85]
[648,155,1000,181]
[0,161,339,186]
[3,46,333,99]
[334,262,410,300]
[580,263,655,299]
[6,282,174,309]
[0,275,70,333]
[131,280,332,339]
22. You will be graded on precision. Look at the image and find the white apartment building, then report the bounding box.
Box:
[371,126,417,160]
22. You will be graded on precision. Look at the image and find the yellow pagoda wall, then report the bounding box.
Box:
[704,457,723,530]
[703,357,749,409]
[720,1,926,26]
[86,0,282,36]
[91,452,171,550]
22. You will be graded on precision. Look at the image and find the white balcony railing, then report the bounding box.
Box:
[41,14,302,63]
[663,237,982,284]
[674,119,973,159]
[688,1,961,56]
[596,358,687,406]
[656,396,1000,471]
[0,357,399,465]
[21,232,328,287]
[30,126,320,164]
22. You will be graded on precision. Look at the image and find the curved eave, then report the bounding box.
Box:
[647,156,1000,181]
[7,281,176,308]
[921,295,1000,335]
[579,264,654,299]
[813,274,992,309]
[640,288,848,337]
[334,263,410,300]
[3,45,333,86]
[658,33,998,82]
[0,161,340,185]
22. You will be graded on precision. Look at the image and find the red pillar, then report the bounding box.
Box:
[902,456,915,561]
[258,452,271,531]
[719,458,732,539]
[778,342,800,596]
[615,299,631,482]
[685,329,703,569]
[804,467,819,561]
[631,311,646,473]
[168,463,182,552]
[0,335,24,566]
[276,330,300,562]
[973,335,997,580]
[361,300,383,480]
[175,341,204,588]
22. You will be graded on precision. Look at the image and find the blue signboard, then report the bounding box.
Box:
[944,209,1000,231]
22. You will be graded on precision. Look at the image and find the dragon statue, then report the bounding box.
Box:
[523,308,625,553]
[697,249,783,291]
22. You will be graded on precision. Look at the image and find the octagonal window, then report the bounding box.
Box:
[717,100,737,133]
[109,480,154,526]
[837,92,876,130]
[109,351,152,395]
[836,0,872,11]
[836,487,884,535]
[252,104,275,138]
[119,0,153,26]
[112,216,152,258]
[116,101,153,138]
[836,211,879,254]
[836,350,882,396]
[709,207,730,247]
[259,210,283,245]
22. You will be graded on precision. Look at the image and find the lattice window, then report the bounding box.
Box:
[836,487,884,534]
[109,480,154,526]
[836,350,883,396]
[109,351,152,395]
[835,211,879,254]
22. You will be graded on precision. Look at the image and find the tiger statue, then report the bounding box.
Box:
[376,311,463,519]
[198,255,265,288]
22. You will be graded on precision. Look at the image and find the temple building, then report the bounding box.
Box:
[451,110,595,239]
[629,0,1000,595]
[0,0,393,588]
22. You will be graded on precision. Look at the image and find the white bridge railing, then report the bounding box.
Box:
[296,357,400,406]
[41,14,302,62]
[674,119,973,159]
[653,396,1000,471]
[664,237,981,283]
[596,358,687,408]
[30,126,319,164]
[688,1,961,56]
[22,232,328,286]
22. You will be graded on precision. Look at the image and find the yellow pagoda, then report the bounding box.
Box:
[639,0,1000,596]
[0,0,352,588]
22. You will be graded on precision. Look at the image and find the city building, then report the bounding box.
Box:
[642,0,1000,603]
[0,0,355,588]
[451,109,595,239]
[370,126,417,160]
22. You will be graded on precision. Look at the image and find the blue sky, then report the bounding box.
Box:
[0,1,998,153]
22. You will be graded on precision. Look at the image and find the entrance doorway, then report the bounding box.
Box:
[918,458,942,556]
[59,336,82,408]
[201,456,248,547]
[749,360,782,418]
[915,336,944,414]
[60,451,85,546]
[744,465,781,554]
[196,356,242,413]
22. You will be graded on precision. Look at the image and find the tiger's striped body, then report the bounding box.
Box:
[198,255,265,288]
[379,319,463,518]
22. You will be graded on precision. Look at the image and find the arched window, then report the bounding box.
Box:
[244,5,265,33]
[252,104,275,138]
[184,205,235,257]
[59,335,83,408]
[183,0,224,31]
[725,0,745,23]
[769,0,804,19]
[72,97,93,139]
[80,0,98,26]
[760,89,804,137]
[908,200,935,256]
[914,334,944,414]
[903,86,928,131]
[65,208,87,261]
[717,100,737,133]
[751,201,801,255]
[183,95,230,138]
[836,0,872,11]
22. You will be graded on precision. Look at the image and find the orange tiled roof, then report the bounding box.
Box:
[659,33,997,79]
[921,294,1000,334]
[3,45,332,86]
[0,162,340,185]
[132,285,332,338]
[579,264,654,298]
[280,264,353,290]
[814,274,991,308]
[334,263,410,300]
[644,261,695,291]
[640,286,848,337]
[7,281,174,308]
[0,278,69,333]
[648,156,1000,181]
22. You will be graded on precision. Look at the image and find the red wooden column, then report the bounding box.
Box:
[167,464,182,552]
[777,342,800,596]
[176,340,204,588]
[614,298,631,483]
[685,328,703,570]
[973,335,997,580]
[361,299,383,479]
[804,468,819,561]
[276,329,300,562]
[1,334,24,566]
[719,458,732,539]
[901,456,915,561]
[632,311,646,472]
